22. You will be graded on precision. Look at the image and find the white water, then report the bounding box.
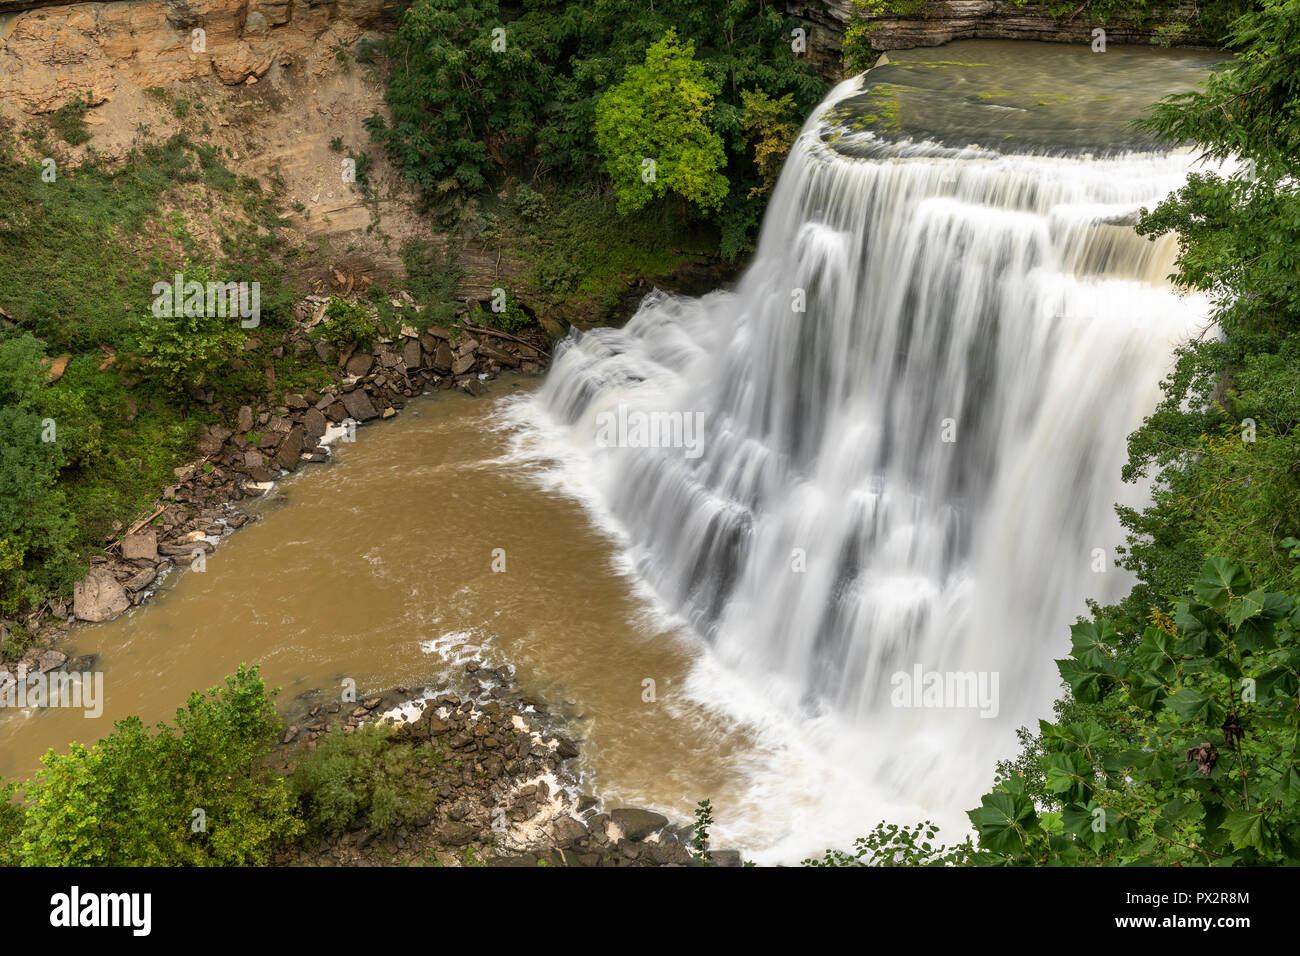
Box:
[500,75,1214,861]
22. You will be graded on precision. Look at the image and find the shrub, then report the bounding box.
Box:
[48,97,90,146]
[17,665,301,865]
[291,722,438,835]
[314,296,376,351]
[488,292,534,335]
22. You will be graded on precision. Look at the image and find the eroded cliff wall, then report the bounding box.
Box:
[0,0,393,113]
[787,1,1210,76]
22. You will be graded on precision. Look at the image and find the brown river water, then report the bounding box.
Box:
[1,377,805,854]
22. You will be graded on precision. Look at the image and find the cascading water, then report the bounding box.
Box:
[501,46,1219,860]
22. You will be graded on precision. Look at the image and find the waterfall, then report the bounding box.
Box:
[501,74,1213,856]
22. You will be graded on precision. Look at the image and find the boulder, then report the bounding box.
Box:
[437,822,478,847]
[430,341,454,373]
[72,567,130,622]
[480,343,520,368]
[120,530,158,562]
[451,353,476,376]
[43,354,72,382]
[124,566,158,592]
[551,816,588,847]
[275,425,305,472]
[37,649,68,673]
[304,407,328,441]
[402,339,422,370]
[341,389,379,422]
[345,352,374,377]
[610,808,669,843]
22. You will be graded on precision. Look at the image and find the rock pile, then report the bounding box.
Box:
[274,666,745,867]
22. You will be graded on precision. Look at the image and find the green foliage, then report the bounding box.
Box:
[510,183,547,221]
[290,722,438,835]
[970,558,1300,865]
[804,820,972,866]
[135,289,245,394]
[0,334,79,607]
[0,622,34,662]
[313,296,377,351]
[16,665,301,865]
[366,0,546,196]
[595,30,730,215]
[740,89,801,199]
[487,291,534,335]
[0,780,22,867]
[369,0,826,257]
[690,798,714,865]
[49,97,90,146]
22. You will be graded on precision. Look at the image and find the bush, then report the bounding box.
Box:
[0,334,80,604]
[291,722,438,835]
[48,97,90,146]
[488,292,534,335]
[314,296,376,351]
[134,307,242,394]
[805,820,971,867]
[17,665,301,865]
[968,558,1300,866]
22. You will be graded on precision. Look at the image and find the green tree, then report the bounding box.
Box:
[365,0,548,196]
[0,334,78,610]
[17,665,302,865]
[739,89,801,199]
[291,722,438,836]
[969,558,1300,865]
[595,29,730,216]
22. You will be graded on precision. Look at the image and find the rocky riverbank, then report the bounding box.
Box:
[0,291,550,673]
[272,664,744,867]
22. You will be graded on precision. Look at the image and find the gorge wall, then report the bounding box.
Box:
[0,0,396,112]
[788,1,1211,75]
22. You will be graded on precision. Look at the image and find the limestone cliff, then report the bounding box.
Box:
[787,1,1211,76]
[0,0,393,113]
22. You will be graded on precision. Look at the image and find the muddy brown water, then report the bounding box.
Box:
[0,377,768,842]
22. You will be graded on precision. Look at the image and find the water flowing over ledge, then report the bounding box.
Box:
[501,44,1224,858]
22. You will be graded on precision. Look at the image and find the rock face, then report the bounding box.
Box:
[0,0,393,112]
[785,0,1212,74]
[72,567,130,622]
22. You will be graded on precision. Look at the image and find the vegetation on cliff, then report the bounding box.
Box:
[0,130,300,633]
[365,0,826,260]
